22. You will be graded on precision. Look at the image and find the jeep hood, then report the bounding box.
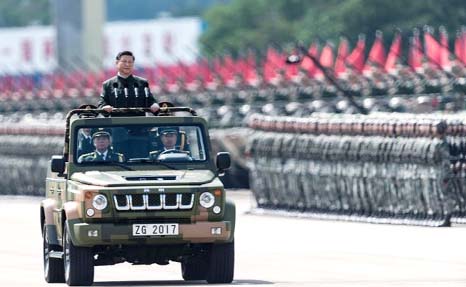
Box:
[70,170,216,187]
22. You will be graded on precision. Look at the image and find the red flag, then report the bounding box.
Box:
[235,52,256,83]
[85,71,98,89]
[244,50,257,84]
[346,34,366,73]
[385,32,402,73]
[409,29,423,72]
[364,30,386,71]
[190,58,214,86]
[186,62,201,85]
[320,42,335,68]
[424,27,442,69]
[284,50,298,80]
[334,37,349,77]
[155,64,177,85]
[211,57,223,84]
[143,66,157,85]
[300,42,319,77]
[220,55,236,84]
[463,28,466,65]
[315,42,335,78]
[52,73,65,90]
[454,31,464,64]
[197,58,213,85]
[439,26,452,70]
[263,47,282,83]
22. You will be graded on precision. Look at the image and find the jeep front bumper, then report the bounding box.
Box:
[67,220,233,247]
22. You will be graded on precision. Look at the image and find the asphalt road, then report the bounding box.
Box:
[2,191,466,287]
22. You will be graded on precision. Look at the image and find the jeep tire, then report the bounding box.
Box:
[43,225,65,283]
[181,255,208,281]
[63,222,94,286]
[206,241,234,283]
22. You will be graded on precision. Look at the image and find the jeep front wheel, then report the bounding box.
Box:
[206,241,234,283]
[181,256,208,281]
[43,225,65,283]
[63,222,94,286]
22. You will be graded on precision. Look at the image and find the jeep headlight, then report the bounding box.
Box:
[92,194,108,210]
[199,192,215,208]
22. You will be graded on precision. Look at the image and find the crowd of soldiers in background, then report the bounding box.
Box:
[0,62,465,129]
[1,27,466,128]
[0,112,63,196]
[247,112,466,226]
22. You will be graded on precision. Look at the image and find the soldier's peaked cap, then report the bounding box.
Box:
[158,126,179,135]
[92,130,111,139]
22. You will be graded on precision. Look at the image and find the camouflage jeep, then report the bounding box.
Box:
[40,107,235,286]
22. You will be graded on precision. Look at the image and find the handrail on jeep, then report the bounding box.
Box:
[62,106,198,161]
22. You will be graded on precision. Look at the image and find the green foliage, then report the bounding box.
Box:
[0,0,50,27]
[106,0,225,21]
[200,0,466,57]
[200,0,298,57]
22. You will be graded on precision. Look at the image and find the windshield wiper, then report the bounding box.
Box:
[128,158,178,170]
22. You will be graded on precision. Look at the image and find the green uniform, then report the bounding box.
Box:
[78,150,125,163]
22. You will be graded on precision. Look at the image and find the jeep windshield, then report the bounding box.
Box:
[75,124,207,165]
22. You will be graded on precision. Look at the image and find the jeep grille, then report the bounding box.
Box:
[113,193,194,211]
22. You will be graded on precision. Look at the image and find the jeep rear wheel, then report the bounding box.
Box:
[43,226,65,283]
[181,256,208,281]
[63,222,94,286]
[206,241,234,284]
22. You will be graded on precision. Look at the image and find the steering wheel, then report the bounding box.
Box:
[158,149,185,156]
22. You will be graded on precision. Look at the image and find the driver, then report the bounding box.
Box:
[78,131,125,163]
[149,127,184,159]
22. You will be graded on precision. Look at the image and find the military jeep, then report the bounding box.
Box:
[40,107,235,286]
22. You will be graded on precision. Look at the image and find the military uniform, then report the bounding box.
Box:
[78,150,125,163]
[148,127,190,159]
[98,75,157,109]
[77,134,94,157]
[77,131,125,163]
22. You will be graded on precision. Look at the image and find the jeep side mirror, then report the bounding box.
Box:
[216,152,231,171]
[51,155,65,174]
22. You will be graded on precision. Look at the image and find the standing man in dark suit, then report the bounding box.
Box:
[98,51,160,113]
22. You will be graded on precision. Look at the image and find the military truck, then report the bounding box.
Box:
[40,107,235,286]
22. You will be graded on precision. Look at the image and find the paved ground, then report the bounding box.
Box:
[2,191,466,286]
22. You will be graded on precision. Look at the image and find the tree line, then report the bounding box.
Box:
[200,0,466,57]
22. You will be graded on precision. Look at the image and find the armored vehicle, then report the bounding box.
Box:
[40,107,235,286]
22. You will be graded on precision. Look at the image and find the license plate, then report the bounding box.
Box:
[132,223,179,236]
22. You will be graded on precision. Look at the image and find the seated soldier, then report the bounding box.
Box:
[78,130,125,163]
[149,127,189,160]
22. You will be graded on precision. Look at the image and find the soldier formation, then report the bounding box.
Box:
[0,61,465,129]
[0,113,63,196]
[247,113,466,226]
[4,109,466,227]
